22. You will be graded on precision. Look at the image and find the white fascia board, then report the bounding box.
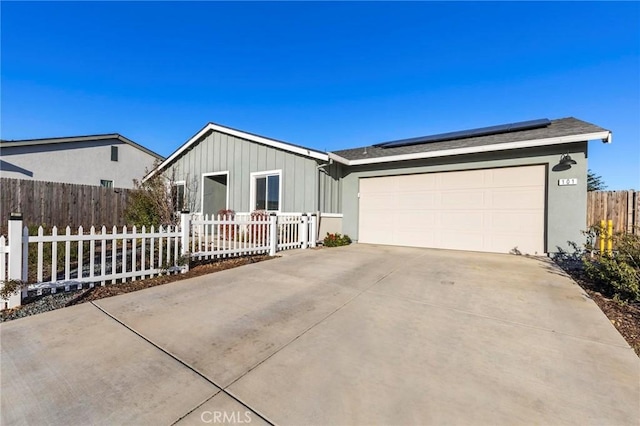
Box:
[344,131,611,166]
[327,152,351,165]
[145,123,327,181]
[144,124,213,181]
[207,123,328,161]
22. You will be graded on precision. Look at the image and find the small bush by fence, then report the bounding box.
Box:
[0,178,133,236]
[587,190,638,235]
[583,227,640,302]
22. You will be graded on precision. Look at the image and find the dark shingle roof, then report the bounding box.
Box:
[332,117,609,161]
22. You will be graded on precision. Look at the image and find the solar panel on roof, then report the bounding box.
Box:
[374,118,552,149]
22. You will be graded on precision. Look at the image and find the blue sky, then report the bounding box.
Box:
[2,1,638,189]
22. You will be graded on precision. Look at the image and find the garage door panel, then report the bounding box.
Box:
[360,194,394,211]
[360,211,388,227]
[438,170,489,189]
[440,211,484,230]
[395,211,438,226]
[396,193,438,210]
[491,189,544,209]
[401,174,438,191]
[360,222,394,245]
[490,211,544,233]
[360,176,397,193]
[492,166,544,186]
[440,191,486,209]
[358,165,546,254]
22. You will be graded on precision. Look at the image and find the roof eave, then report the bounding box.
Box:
[335,130,612,166]
[328,152,351,165]
[0,134,120,147]
[146,123,329,181]
[0,133,163,160]
[114,135,164,160]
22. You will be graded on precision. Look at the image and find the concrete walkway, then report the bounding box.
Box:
[1,245,638,425]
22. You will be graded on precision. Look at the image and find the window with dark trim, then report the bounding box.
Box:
[111,146,118,162]
[172,183,186,211]
[254,173,280,211]
[100,180,113,188]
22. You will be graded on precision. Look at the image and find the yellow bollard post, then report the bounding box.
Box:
[607,219,613,256]
[600,220,605,254]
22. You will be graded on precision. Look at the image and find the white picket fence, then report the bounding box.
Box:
[25,225,183,292]
[1,212,318,309]
[190,213,314,260]
[0,236,9,284]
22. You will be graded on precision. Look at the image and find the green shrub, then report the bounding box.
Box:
[323,233,352,247]
[0,279,26,304]
[583,232,640,302]
[124,163,178,228]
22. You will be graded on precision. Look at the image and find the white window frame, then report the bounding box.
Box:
[100,179,114,188]
[200,171,230,214]
[250,169,282,212]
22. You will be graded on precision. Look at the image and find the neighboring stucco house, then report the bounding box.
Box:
[0,134,163,189]
[148,117,611,256]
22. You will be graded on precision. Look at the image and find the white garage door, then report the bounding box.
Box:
[358,165,546,254]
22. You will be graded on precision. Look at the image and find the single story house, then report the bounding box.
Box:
[147,117,611,256]
[0,134,163,189]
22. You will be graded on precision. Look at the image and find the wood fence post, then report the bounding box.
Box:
[634,191,639,235]
[607,219,614,256]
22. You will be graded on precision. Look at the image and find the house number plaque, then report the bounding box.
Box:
[558,178,578,186]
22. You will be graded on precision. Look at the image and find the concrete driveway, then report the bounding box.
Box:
[2,245,638,425]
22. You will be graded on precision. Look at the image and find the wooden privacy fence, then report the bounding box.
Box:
[587,190,639,235]
[0,178,132,235]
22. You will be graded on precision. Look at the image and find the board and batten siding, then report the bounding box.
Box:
[319,162,343,214]
[166,129,342,214]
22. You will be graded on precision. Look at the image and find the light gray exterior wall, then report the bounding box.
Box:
[319,162,344,214]
[0,139,158,189]
[318,215,343,238]
[166,130,342,214]
[340,142,589,255]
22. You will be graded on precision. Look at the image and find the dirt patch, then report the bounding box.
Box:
[1,255,274,322]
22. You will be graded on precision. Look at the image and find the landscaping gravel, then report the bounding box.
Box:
[1,254,274,323]
[1,289,90,322]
